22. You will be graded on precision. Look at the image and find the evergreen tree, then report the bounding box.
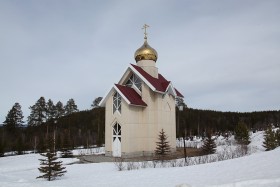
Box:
[234,121,250,145]
[202,132,216,154]
[263,125,277,151]
[46,99,56,122]
[175,97,187,108]
[3,102,24,131]
[64,98,78,116]
[155,129,171,160]
[37,136,66,181]
[91,97,103,109]
[28,97,47,126]
[61,130,73,158]
[55,101,65,119]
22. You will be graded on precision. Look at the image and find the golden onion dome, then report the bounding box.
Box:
[134,38,158,62]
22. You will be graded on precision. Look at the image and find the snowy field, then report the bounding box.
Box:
[0,131,280,187]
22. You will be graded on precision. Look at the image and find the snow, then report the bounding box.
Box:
[0,131,280,187]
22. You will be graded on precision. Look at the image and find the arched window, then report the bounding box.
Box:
[126,74,142,91]
[113,92,121,114]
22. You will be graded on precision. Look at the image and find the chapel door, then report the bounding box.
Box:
[112,123,121,157]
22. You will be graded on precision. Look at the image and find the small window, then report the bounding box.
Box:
[113,92,121,114]
[126,74,142,91]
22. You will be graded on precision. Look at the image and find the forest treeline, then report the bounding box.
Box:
[0,108,105,156]
[0,96,279,155]
[0,97,104,156]
[176,108,280,137]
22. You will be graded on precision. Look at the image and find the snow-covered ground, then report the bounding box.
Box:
[0,131,279,187]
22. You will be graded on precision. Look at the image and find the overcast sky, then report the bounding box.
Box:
[1,0,280,123]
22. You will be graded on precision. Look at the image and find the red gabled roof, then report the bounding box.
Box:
[115,84,147,107]
[175,88,184,98]
[99,64,185,107]
[131,64,170,92]
[131,64,184,97]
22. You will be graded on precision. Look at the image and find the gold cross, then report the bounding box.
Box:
[142,24,149,39]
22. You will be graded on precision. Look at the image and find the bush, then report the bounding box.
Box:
[235,122,250,145]
[126,162,139,170]
[114,158,125,171]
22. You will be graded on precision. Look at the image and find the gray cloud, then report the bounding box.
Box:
[1,0,280,122]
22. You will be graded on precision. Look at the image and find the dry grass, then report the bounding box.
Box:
[175,147,204,157]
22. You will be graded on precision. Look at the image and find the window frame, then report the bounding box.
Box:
[113,92,121,115]
[125,73,142,93]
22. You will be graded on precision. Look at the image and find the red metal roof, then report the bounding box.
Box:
[131,64,184,97]
[131,64,170,92]
[115,84,147,107]
[175,88,184,98]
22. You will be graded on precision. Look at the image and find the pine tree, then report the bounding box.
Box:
[155,129,171,160]
[28,97,47,126]
[202,132,216,154]
[61,130,73,158]
[64,98,78,116]
[55,101,65,119]
[3,102,24,132]
[91,97,103,109]
[37,136,66,181]
[46,99,56,122]
[175,97,187,108]
[263,125,277,151]
[235,121,250,145]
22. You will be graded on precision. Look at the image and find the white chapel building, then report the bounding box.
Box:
[99,25,184,157]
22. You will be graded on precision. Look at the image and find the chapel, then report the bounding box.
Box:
[99,25,184,157]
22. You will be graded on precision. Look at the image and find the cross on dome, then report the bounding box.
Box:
[134,24,158,62]
[142,24,149,39]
